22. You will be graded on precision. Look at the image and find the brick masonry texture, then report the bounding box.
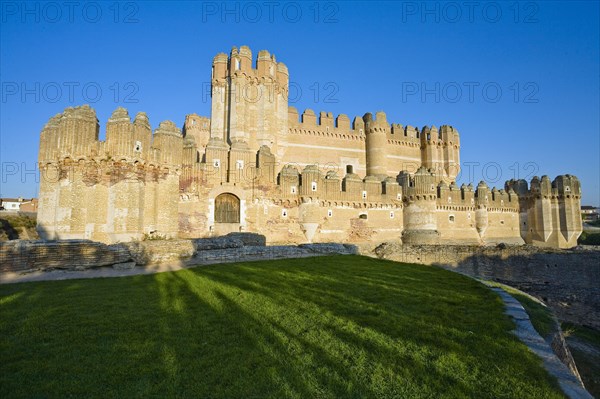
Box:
[0,239,131,273]
[0,234,358,274]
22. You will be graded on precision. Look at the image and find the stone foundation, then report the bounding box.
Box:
[0,240,131,273]
[0,234,358,276]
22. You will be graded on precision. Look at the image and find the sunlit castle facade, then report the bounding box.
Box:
[36,46,582,248]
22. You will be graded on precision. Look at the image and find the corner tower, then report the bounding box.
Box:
[364,111,389,179]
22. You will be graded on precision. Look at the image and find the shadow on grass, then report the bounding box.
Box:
[1,255,566,398]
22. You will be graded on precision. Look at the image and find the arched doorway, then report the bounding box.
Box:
[215,193,240,223]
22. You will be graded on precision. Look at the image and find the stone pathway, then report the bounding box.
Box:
[488,286,593,399]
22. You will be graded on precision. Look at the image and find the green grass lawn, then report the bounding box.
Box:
[1,256,565,398]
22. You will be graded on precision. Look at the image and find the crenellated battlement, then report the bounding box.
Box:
[273,163,402,207]
[502,175,583,248]
[506,175,582,200]
[212,46,289,87]
[286,106,460,150]
[38,105,184,170]
[287,107,365,141]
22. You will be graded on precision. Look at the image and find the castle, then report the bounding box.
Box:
[36,46,582,248]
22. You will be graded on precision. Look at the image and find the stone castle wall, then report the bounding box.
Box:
[36,46,582,248]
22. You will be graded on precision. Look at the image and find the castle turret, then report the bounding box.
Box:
[256,145,277,184]
[400,167,439,244]
[364,111,389,179]
[212,53,228,80]
[181,136,198,192]
[276,62,289,87]
[364,175,382,202]
[342,171,362,195]
[153,121,183,166]
[133,112,152,160]
[38,114,61,163]
[475,181,489,239]
[230,45,252,73]
[278,165,300,198]
[210,46,288,156]
[106,107,133,160]
[554,175,582,247]
[439,125,460,180]
[383,176,400,198]
[56,105,98,160]
[210,53,229,144]
[257,50,276,77]
[421,125,442,178]
[506,179,528,196]
[37,113,63,240]
[183,114,210,150]
[509,175,582,248]
[182,136,198,167]
[299,165,323,242]
[300,165,322,198]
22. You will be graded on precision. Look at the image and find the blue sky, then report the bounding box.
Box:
[1,1,599,206]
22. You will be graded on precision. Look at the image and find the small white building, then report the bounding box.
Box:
[581,206,599,222]
[0,197,34,212]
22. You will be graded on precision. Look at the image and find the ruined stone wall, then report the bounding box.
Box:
[0,240,131,273]
[374,243,600,329]
[0,235,357,276]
